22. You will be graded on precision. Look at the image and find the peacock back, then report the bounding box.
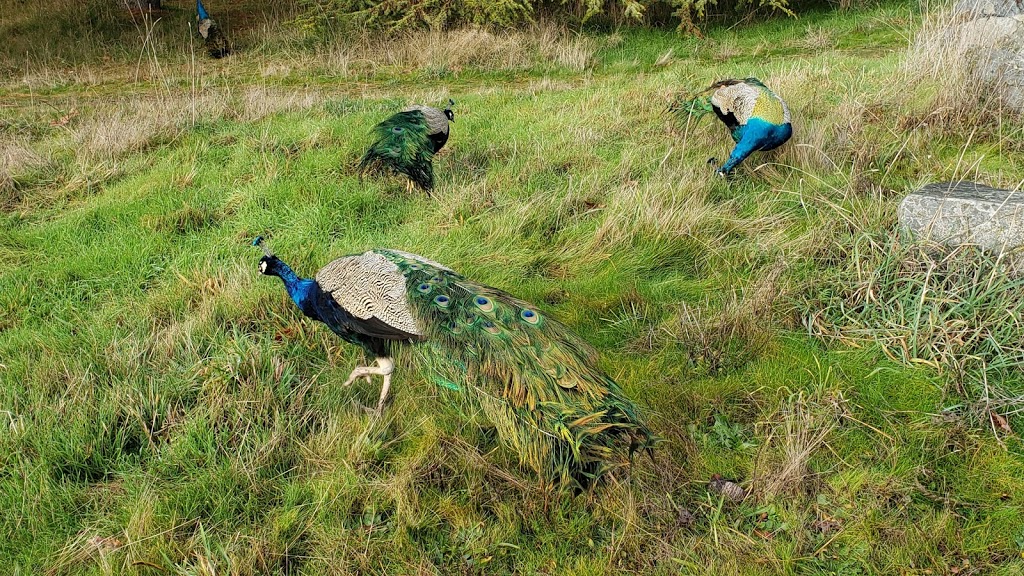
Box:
[710,77,790,127]
[359,111,435,191]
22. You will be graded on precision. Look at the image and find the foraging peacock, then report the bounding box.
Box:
[675,77,792,175]
[253,237,655,487]
[196,0,230,59]
[358,100,455,195]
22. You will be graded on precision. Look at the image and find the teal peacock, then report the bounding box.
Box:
[196,0,230,59]
[674,77,792,175]
[253,237,655,487]
[358,100,454,195]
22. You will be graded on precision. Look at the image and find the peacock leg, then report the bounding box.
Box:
[405,179,414,194]
[374,357,394,413]
[341,357,395,413]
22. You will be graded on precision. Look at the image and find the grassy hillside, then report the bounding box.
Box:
[2,1,1024,574]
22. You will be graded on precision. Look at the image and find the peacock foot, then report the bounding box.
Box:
[342,357,395,413]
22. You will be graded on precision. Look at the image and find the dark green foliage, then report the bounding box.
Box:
[358,110,436,191]
[299,0,857,32]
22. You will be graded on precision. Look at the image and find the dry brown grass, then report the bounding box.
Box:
[0,84,325,210]
[652,260,787,374]
[751,385,844,499]
[590,169,717,250]
[0,139,46,197]
[325,23,597,74]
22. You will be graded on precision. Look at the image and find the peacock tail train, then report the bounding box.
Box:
[358,111,436,192]
[375,250,657,487]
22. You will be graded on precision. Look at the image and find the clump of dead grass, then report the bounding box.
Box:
[751,385,845,499]
[0,139,47,204]
[651,260,788,374]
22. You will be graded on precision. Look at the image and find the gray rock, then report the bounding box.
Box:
[984,49,1024,109]
[955,0,1023,18]
[951,15,1024,50]
[899,182,1024,258]
[937,0,1024,112]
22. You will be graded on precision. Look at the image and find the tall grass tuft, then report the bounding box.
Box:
[805,233,1024,417]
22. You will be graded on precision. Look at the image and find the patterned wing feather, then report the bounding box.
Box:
[375,249,656,487]
[710,78,789,127]
[315,252,425,339]
[358,110,435,191]
[402,105,450,136]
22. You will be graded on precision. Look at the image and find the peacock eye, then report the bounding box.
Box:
[392,126,403,133]
[473,296,494,312]
[417,283,431,294]
[520,309,541,325]
[433,295,450,308]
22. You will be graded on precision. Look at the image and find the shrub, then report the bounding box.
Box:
[299,0,812,34]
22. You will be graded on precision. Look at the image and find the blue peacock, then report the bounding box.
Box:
[358,100,454,195]
[675,77,792,175]
[196,0,230,59]
[253,237,655,487]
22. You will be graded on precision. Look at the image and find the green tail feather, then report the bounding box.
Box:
[668,94,714,122]
[359,111,435,191]
[378,250,658,488]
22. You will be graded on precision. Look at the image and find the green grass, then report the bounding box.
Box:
[3,1,1024,574]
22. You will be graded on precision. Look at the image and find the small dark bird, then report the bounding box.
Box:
[196,0,230,59]
[358,100,455,195]
[253,236,655,487]
[674,77,792,175]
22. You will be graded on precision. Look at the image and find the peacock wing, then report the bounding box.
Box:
[315,252,425,340]
[402,105,450,136]
[375,249,653,485]
[710,79,760,125]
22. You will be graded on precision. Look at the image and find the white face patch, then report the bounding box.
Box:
[260,261,268,274]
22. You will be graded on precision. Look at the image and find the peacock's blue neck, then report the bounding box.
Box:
[275,262,317,311]
[197,0,209,20]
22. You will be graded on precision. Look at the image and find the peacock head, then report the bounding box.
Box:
[444,99,455,122]
[253,236,283,276]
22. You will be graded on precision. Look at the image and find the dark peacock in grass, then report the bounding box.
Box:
[358,100,454,195]
[675,77,792,175]
[196,0,230,59]
[253,237,655,487]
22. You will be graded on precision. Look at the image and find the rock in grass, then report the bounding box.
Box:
[898,181,1024,259]
[709,474,746,502]
[984,49,1024,111]
[948,0,1024,112]
[954,0,1023,18]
